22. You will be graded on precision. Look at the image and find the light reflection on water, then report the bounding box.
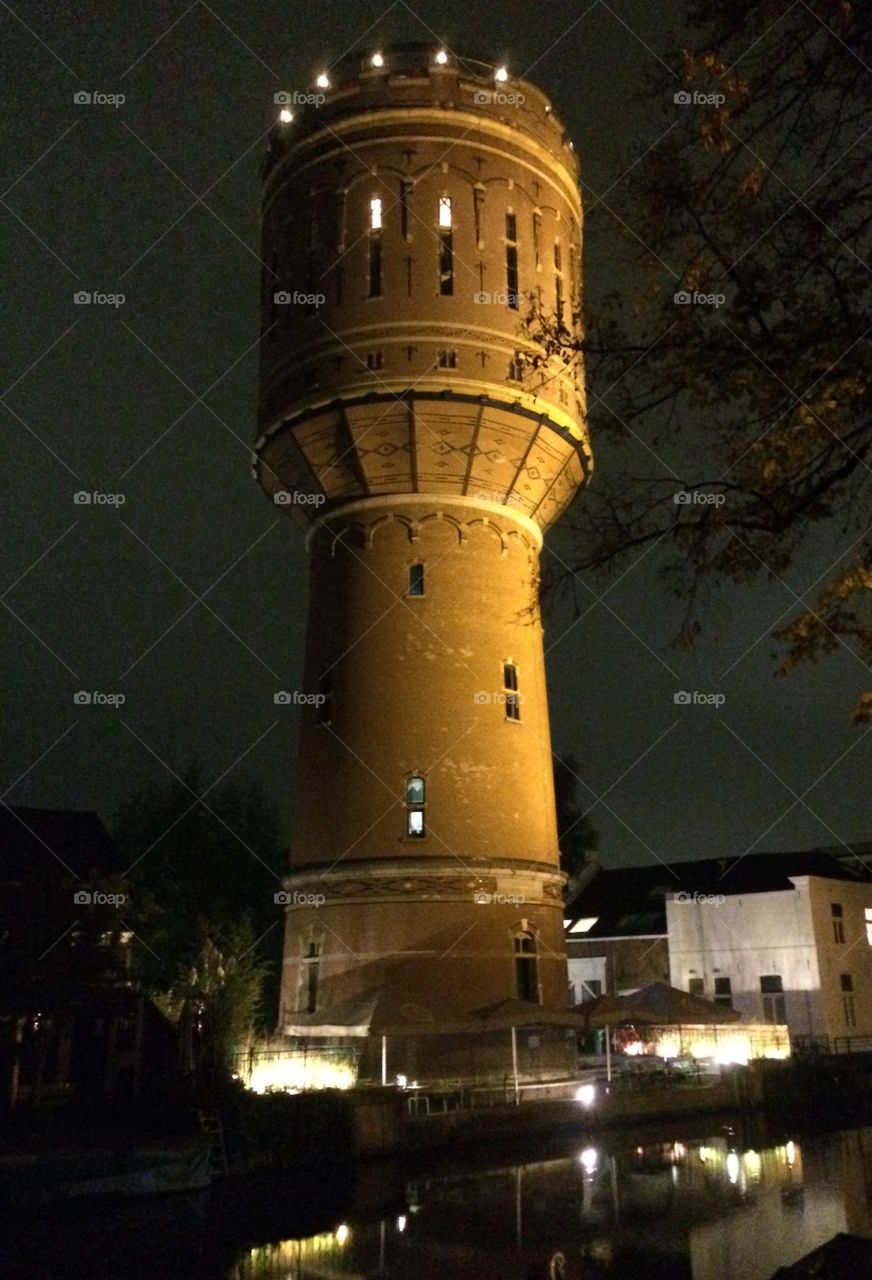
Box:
[5,1125,872,1279]
[238,1129,871,1280]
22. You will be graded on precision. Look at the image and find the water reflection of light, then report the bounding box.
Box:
[335,1224,349,1245]
[397,1215,407,1232]
[580,1147,598,1173]
[786,1140,796,1167]
[575,1084,596,1106]
[699,1146,710,1163]
[744,1150,761,1178]
[726,1152,740,1184]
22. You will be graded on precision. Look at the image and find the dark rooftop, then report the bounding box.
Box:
[565,848,872,941]
[0,806,123,882]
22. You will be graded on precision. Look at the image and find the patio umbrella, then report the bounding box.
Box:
[628,982,741,1025]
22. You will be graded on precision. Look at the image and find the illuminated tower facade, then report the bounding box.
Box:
[254,44,591,1031]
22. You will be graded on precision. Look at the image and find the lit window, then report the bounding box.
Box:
[405,775,425,836]
[865,907,872,945]
[514,931,539,1002]
[370,197,382,230]
[438,349,457,369]
[568,917,598,934]
[438,197,452,228]
[408,563,425,596]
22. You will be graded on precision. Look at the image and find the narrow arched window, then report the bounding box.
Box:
[405,775,425,837]
[408,563,425,596]
[514,931,539,1002]
[438,198,453,295]
[300,937,321,1014]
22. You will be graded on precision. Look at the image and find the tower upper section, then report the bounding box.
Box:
[254,42,590,533]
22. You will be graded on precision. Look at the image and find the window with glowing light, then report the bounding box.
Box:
[865,907,872,945]
[438,198,453,295]
[405,775,425,836]
[368,201,382,297]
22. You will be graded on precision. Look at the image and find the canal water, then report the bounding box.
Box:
[5,1120,872,1278]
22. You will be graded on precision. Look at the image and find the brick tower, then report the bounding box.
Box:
[254,43,590,1036]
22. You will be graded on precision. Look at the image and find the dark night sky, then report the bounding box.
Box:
[2,1,868,869]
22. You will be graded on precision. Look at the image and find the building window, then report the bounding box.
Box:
[554,241,564,321]
[318,672,332,725]
[503,661,520,721]
[366,351,383,371]
[438,198,453,296]
[473,185,485,247]
[579,978,602,1003]
[713,977,733,1008]
[405,775,425,837]
[508,356,524,382]
[865,907,872,946]
[368,200,382,298]
[438,349,457,369]
[300,938,321,1014]
[841,973,856,1027]
[532,210,542,268]
[832,902,845,944]
[505,212,519,309]
[688,978,705,997]
[760,975,786,1024]
[408,563,425,596]
[514,931,539,1003]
